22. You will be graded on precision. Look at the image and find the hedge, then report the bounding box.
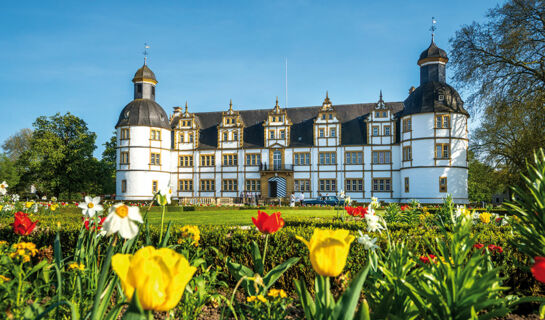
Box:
[0,217,542,298]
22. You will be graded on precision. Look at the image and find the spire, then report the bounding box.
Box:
[430,17,437,42]
[184,101,189,116]
[379,90,383,103]
[322,91,332,110]
[143,42,150,65]
[274,96,281,112]
[228,99,233,113]
[377,90,386,109]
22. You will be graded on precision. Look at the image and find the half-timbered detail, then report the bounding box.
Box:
[116,37,470,204]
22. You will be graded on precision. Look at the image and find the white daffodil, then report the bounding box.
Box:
[11,194,20,202]
[102,203,143,239]
[344,196,351,205]
[156,186,173,206]
[357,230,378,250]
[0,181,8,195]
[42,196,47,201]
[365,213,385,233]
[370,197,379,209]
[78,196,104,218]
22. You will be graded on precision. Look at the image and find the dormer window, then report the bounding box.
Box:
[136,84,142,94]
[438,94,444,101]
[321,114,326,120]
[329,114,333,120]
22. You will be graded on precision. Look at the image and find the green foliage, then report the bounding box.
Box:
[0,153,20,191]
[16,112,97,199]
[468,150,502,203]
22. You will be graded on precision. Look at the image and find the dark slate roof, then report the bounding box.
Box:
[418,40,448,61]
[116,99,170,129]
[179,102,404,149]
[132,64,157,82]
[401,81,469,117]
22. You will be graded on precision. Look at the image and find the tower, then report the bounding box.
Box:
[115,63,172,200]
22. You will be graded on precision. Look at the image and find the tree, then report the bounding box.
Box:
[2,128,32,161]
[98,132,117,195]
[450,0,545,188]
[0,153,19,191]
[467,151,502,203]
[18,112,97,199]
[450,0,545,111]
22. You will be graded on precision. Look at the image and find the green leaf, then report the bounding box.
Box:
[159,221,173,248]
[251,241,264,275]
[294,278,316,320]
[122,289,146,320]
[332,264,370,320]
[262,257,300,292]
[53,232,62,267]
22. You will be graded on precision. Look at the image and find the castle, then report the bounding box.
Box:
[115,38,469,204]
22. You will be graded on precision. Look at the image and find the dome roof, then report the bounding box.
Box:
[132,64,157,83]
[116,99,170,129]
[418,40,448,63]
[401,81,468,117]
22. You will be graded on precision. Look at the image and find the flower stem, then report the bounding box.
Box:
[159,205,166,244]
[262,234,269,272]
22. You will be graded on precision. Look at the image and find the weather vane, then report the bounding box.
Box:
[430,17,437,40]
[143,42,150,65]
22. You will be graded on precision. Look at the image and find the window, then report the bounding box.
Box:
[269,130,275,139]
[280,130,286,139]
[200,155,215,166]
[178,179,193,191]
[439,177,448,192]
[384,126,391,136]
[294,152,310,165]
[404,177,410,193]
[151,129,161,140]
[372,126,379,136]
[402,118,412,132]
[151,86,155,97]
[345,179,363,192]
[188,133,194,143]
[120,151,129,164]
[375,111,387,118]
[435,143,450,159]
[179,133,184,143]
[233,132,238,141]
[319,128,325,137]
[372,178,391,192]
[321,114,326,120]
[345,152,363,164]
[150,153,161,165]
[372,150,391,164]
[121,180,127,193]
[222,179,238,191]
[120,128,130,140]
[329,114,333,120]
[179,155,193,167]
[245,154,261,166]
[435,115,450,128]
[319,152,336,165]
[152,180,158,193]
[319,179,336,192]
[222,154,238,166]
[402,146,412,161]
[136,84,142,94]
[294,179,310,192]
[330,128,336,137]
[200,179,215,192]
[223,132,228,141]
[245,179,261,191]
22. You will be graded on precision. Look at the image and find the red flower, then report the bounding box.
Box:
[83,216,107,230]
[487,244,503,253]
[400,205,410,211]
[357,206,368,217]
[12,212,38,236]
[419,254,436,264]
[531,257,545,283]
[473,243,484,249]
[252,211,284,234]
[345,206,356,216]
[495,217,502,223]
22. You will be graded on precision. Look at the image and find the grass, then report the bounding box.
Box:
[2,206,342,227]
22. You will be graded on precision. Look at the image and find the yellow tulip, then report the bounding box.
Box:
[296,229,355,277]
[479,212,491,224]
[112,246,196,312]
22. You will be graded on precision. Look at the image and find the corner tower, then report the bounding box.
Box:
[115,63,172,200]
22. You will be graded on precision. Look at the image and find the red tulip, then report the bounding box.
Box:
[473,243,484,249]
[487,244,503,253]
[531,257,545,283]
[401,205,410,211]
[12,211,38,236]
[252,210,284,234]
[419,254,436,264]
[83,216,107,230]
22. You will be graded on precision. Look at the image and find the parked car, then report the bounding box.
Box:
[302,196,343,206]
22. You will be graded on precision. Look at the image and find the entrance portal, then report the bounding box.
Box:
[268,177,286,198]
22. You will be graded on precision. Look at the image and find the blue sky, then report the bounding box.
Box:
[0,0,499,156]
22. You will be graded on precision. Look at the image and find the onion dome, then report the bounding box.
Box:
[401,81,468,117]
[116,99,170,129]
[418,40,448,66]
[132,64,157,84]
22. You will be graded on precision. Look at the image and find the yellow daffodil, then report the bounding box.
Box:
[112,246,196,312]
[268,288,287,298]
[68,262,85,271]
[296,229,355,277]
[479,212,492,224]
[25,201,34,209]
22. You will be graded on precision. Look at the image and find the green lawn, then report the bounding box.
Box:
[144,208,339,226]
